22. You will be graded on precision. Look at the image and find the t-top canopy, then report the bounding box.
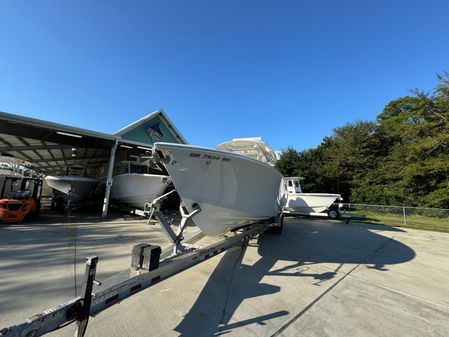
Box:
[216,137,277,166]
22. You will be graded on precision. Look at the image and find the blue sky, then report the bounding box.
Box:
[1,1,448,151]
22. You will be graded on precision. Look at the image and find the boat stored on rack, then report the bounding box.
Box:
[45,175,98,209]
[109,161,171,210]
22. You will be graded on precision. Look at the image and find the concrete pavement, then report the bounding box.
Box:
[1,215,449,336]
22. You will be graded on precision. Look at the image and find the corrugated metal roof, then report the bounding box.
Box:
[0,110,184,175]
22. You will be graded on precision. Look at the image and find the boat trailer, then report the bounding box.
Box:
[0,191,283,337]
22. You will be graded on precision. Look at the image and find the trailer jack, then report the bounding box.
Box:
[73,257,101,337]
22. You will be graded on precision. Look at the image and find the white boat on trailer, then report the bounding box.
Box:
[151,142,285,236]
[283,177,342,219]
[1,140,285,337]
[1,186,283,337]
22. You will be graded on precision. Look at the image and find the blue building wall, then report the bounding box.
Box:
[120,116,179,145]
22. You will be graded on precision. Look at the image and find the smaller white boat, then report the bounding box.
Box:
[110,161,171,210]
[45,175,98,208]
[283,177,342,218]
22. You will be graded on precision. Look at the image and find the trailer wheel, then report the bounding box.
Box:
[270,213,284,234]
[327,208,340,220]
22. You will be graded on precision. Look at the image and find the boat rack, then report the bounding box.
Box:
[0,191,280,337]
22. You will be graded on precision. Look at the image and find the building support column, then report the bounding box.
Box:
[102,139,118,218]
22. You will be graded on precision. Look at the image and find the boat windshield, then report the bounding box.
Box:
[284,178,302,193]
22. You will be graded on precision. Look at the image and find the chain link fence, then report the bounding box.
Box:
[338,203,449,232]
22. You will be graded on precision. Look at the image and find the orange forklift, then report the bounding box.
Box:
[0,175,43,223]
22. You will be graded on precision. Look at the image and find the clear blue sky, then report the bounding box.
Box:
[1,1,448,151]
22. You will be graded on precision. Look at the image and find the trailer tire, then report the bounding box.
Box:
[327,208,340,220]
[271,213,284,234]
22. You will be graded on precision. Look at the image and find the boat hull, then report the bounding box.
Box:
[284,193,341,214]
[44,176,98,204]
[110,174,170,209]
[153,142,283,236]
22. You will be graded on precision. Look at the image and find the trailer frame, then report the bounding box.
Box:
[0,191,283,337]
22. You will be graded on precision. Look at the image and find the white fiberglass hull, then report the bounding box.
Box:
[153,142,283,236]
[284,193,341,214]
[110,174,170,209]
[44,176,98,203]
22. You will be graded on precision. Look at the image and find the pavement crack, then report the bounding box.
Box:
[348,274,449,310]
[270,234,397,337]
[218,243,247,332]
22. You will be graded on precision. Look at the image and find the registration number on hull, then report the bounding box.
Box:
[189,152,231,165]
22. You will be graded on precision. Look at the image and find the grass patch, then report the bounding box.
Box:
[348,211,449,233]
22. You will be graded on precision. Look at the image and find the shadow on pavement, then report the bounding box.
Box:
[0,213,159,321]
[175,218,415,336]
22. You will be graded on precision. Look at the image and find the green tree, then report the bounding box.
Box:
[275,147,301,177]
[275,72,449,208]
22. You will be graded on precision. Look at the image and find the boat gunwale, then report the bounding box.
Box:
[113,173,169,178]
[153,142,282,177]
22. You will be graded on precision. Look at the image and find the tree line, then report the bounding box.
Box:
[275,73,449,209]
